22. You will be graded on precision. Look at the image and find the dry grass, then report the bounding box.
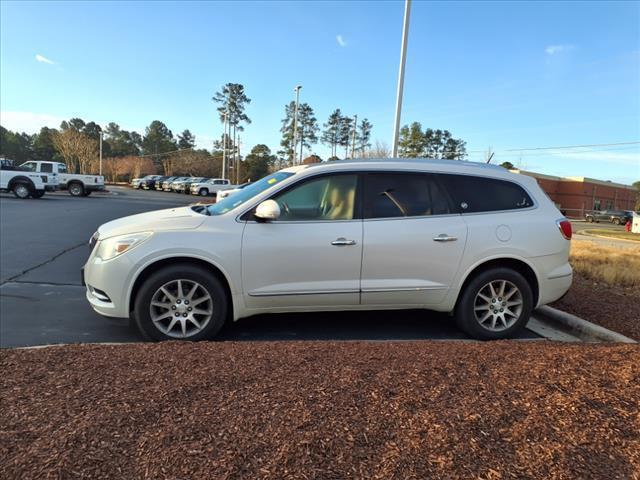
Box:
[582,229,640,242]
[570,239,640,288]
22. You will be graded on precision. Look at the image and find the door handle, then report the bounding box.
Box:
[331,237,357,246]
[433,234,458,242]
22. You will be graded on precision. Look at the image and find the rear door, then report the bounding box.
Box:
[360,172,468,306]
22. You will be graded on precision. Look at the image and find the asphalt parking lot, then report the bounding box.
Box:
[0,186,545,347]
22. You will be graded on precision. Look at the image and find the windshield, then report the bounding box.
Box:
[207,172,294,216]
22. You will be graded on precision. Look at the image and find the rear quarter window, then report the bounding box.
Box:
[440,174,534,213]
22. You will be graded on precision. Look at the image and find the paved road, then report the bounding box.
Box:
[1,186,540,348]
[570,220,638,249]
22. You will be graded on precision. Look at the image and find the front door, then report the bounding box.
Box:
[242,173,362,309]
[360,172,468,306]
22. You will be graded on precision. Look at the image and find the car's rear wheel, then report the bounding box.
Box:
[586,216,594,223]
[12,183,32,199]
[68,182,84,196]
[455,268,533,340]
[31,190,45,198]
[133,264,227,341]
[199,188,208,196]
[613,218,621,225]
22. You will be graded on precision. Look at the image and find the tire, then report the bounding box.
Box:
[31,190,45,198]
[12,182,32,199]
[68,182,84,197]
[83,191,92,197]
[613,218,621,225]
[586,216,594,223]
[133,264,228,342]
[455,267,533,340]
[199,188,208,196]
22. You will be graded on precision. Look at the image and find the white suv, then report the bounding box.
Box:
[83,159,572,341]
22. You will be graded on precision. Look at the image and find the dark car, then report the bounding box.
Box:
[138,175,160,190]
[585,209,632,225]
[157,176,176,191]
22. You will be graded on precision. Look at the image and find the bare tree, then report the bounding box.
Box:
[364,140,392,158]
[52,129,98,173]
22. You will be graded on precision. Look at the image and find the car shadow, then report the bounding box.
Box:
[216,309,534,341]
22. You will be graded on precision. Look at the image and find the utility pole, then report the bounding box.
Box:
[351,115,358,158]
[292,85,302,165]
[392,0,411,158]
[237,134,241,184]
[99,131,103,176]
[221,111,228,179]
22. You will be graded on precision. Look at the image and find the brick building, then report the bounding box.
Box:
[510,169,638,218]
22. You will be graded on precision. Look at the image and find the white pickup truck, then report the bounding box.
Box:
[20,161,105,197]
[0,158,57,199]
[188,178,234,196]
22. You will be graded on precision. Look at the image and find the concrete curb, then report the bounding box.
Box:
[535,305,637,343]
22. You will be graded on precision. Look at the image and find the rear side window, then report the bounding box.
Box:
[364,173,451,219]
[441,174,534,213]
[40,163,53,173]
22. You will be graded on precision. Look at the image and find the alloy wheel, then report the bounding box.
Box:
[473,280,523,332]
[14,184,30,198]
[149,279,213,338]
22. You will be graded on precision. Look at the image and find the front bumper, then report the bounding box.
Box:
[83,252,135,319]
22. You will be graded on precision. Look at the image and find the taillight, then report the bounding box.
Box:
[556,219,572,240]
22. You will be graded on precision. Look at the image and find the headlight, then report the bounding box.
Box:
[95,232,152,261]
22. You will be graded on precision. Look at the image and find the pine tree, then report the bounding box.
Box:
[321,109,342,158]
[356,118,373,157]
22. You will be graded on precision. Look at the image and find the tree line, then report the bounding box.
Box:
[1,81,470,183]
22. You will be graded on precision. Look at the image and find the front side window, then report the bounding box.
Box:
[363,173,451,219]
[208,172,294,216]
[441,174,534,213]
[58,164,68,173]
[272,174,358,221]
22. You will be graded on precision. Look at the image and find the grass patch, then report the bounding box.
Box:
[581,229,640,242]
[570,240,640,288]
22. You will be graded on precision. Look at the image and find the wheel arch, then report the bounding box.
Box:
[455,256,540,310]
[8,176,35,190]
[128,256,234,319]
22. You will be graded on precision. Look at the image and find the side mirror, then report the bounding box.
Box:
[254,199,280,221]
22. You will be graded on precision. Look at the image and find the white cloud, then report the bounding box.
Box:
[0,111,65,133]
[35,53,56,65]
[545,44,574,55]
[336,34,347,47]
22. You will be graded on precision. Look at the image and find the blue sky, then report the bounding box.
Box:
[1,0,638,184]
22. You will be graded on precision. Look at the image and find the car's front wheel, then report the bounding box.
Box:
[133,264,227,341]
[455,268,533,340]
[198,188,208,196]
[613,218,621,225]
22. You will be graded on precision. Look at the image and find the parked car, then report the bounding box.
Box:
[182,177,207,194]
[20,161,104,197]
[585,209,632,225]
[189,178,233,196]
[1,158,57,198]
[165,177,190,192]
[140,175,165,190]
[130,177,143,189]
[172,177,196,193]
[84,159,573,342]
[157,176,176,191]
[216,182,250,201]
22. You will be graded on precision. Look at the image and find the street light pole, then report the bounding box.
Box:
[99,131,103,176]
[292,85,302,165]
[351,114,358,158]
[392,0,411,158]
[221,111,228,179]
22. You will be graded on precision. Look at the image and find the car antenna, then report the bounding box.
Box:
[486,152,495,164]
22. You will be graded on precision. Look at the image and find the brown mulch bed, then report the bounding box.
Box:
[552,273,640,341]
[1,342,639,479]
